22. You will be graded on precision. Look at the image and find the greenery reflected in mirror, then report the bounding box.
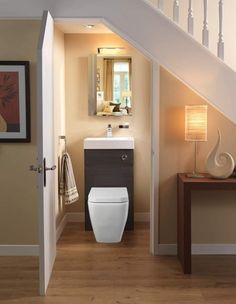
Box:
[94,55,132,116]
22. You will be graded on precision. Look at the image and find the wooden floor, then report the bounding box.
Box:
[1,223,236,303]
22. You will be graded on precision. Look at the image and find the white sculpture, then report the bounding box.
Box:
[206,129,235,179]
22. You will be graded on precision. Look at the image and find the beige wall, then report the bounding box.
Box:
[0,20,40,244]
[147,1,236,244]
[64,33,151,214]
[54,26,66,227]
[160,68,236,244]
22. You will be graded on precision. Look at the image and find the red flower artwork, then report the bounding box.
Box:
[0,72,20,132]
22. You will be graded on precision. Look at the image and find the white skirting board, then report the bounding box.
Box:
[157,244,236,255]
[0,245,39,256]
[2,242,236,257]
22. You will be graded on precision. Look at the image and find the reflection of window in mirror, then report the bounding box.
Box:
[103,58,131,102]
[88,54,132,117]
[113,61,131,106]
[97,57,132,116]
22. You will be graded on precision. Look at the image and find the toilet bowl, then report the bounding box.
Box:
[88,187,129,243]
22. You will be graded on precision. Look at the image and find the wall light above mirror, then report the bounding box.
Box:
[98,47,125,55]
[88,49,132,117]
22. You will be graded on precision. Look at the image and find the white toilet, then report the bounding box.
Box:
[88,187,129,243]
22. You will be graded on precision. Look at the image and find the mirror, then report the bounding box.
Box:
[88,54,132,116]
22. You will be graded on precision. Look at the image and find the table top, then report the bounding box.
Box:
[178,173,236,185]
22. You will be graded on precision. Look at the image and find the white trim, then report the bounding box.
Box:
[192,244,236,255]
[150,61,160,256]
[56,215,67,241]
[158,244,236,255]
[0,245,39,256]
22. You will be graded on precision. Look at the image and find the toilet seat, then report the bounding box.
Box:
[88,187,129,243]
[88,187,128,203]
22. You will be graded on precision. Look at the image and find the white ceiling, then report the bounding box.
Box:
[55,19,113,34]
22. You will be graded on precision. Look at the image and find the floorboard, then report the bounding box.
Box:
[1,223,236,303]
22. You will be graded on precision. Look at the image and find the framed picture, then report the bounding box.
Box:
[0,61,30,142]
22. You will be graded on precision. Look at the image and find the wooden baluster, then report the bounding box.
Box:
[217,0,224,60]
[202,0,209,47]
[158,0,164,12]
[188,0,194,35]
[173,0,180,23]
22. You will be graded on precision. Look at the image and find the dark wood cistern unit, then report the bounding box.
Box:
[84,148,134,230]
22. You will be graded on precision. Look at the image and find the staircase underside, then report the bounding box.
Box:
[2,0,236,123]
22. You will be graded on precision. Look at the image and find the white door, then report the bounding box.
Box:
[37,10,56,295]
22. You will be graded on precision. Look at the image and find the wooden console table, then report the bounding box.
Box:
[177,173,236,274]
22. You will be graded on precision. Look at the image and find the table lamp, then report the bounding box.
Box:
[185,105,208,178]
[122,91,132,107]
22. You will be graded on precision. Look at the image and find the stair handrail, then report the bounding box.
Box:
[151,0,224,61]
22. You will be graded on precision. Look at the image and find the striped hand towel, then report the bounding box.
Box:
[59,152,79,205]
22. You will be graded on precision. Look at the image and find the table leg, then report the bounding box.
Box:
[177,178,192,274]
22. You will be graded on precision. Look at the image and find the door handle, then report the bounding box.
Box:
[45,165,56,171]
[29,165,42,173]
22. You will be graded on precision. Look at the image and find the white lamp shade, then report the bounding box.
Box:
[185,105,208,141]
[122,91,132,98]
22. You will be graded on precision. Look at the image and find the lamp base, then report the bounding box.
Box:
[186,172,205,178]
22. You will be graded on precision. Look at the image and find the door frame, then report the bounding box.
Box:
[150,61,160,255]
[53,17,160,255]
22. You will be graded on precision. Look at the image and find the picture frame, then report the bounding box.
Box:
[0,61,30,142]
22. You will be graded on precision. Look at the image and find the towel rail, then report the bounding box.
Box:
[59,135,67,152]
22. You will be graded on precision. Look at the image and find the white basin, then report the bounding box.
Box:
[84,137,134,149]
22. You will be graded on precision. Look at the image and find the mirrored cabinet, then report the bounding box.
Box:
[88,52,132,116]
